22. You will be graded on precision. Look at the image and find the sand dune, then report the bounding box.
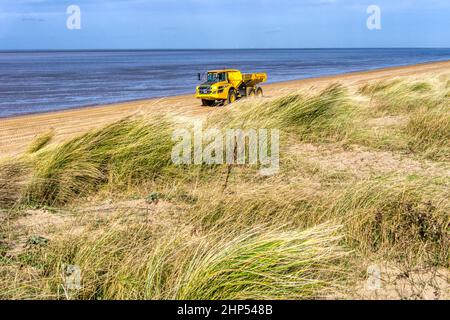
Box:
[1,60,449,157]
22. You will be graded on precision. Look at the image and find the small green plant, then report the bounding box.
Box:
[146,192,160,204]
[26,236,49,247]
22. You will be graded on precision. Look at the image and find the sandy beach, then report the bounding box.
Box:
[1,60,449,157]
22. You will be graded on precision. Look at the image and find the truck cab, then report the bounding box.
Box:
[195,69,267,106]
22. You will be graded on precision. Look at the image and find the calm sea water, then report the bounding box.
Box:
[1,49,450,118]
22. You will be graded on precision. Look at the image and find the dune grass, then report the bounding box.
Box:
[9,78,446,208]
[26,130,54,154]
[185,182,327,233]
[212,83,355,143]
[0,73,449,300]
[405,106,450,160]
[183,173,449,267]
[0,159,31,209]
[169,224,347,300]
[24,117,175,206]
[1,221,348,300]
[331,176,449,266]
[359,78,446,115]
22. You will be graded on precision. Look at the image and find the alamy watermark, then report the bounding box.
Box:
[63,264,82,292]
[367,5,381,30]
[172,121,280,176]
[64,5,380,33]
[66,5,81,30]
[366,264,382,290]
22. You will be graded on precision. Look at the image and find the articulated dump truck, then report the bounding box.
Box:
[195,69,267,106]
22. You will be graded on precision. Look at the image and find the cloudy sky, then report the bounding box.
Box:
[0,0,449,49]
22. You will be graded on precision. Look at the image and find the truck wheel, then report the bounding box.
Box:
[202,99,215,107]
[226,89,237,105]
[247,89,256,98]
[255,87,263,97]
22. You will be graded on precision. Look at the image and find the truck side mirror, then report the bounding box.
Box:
[197,73,201,81]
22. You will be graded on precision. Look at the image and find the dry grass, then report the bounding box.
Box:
[26,130,54,154]
[23,117,175,206]
[332,176,449,266]
[0,159,31,209]
[0,217,349,300]
[406,106,450,160]
[359,78,445,115]
[211,83,355,143]
[0,73,449,300]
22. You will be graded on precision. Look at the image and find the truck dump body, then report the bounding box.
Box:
[242,73,268,87]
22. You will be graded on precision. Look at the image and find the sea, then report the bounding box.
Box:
[1,48,450,118]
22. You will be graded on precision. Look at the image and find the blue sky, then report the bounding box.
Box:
[0,0,449,49]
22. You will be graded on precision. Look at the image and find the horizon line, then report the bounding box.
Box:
[1,47,450,52]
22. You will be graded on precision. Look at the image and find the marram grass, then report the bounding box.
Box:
[0,159,31,208]
[212,83,354,143]
[0,74,449,300]
[332,176,449,265]
[25,117,174,206]
[5,222,348,300]
[359,78,447,115]
[405,106,450,160]
[26,130,55,154]
[169,224,348,300]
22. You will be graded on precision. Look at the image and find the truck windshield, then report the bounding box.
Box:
[207,73,226,83]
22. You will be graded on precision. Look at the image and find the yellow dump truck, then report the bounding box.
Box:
[195,69,267,106]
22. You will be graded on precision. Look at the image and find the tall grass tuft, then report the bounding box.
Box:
[170,224,348,300]
[405,106,450,160]
[212,83,353,143]
[25,117,174,206]
[26,130,54,154]
[358,79,403,96]
[25,222,348,300]
[359,79,445,115]
[0,159,31,208]
[186,183,326,232]
[332,177,449,266]
[276,84,352,140]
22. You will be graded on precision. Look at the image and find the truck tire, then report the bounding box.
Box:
[225,89,237,105]
[247,88,256,98]
[255,87,263,97]
[202,99,215,107]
